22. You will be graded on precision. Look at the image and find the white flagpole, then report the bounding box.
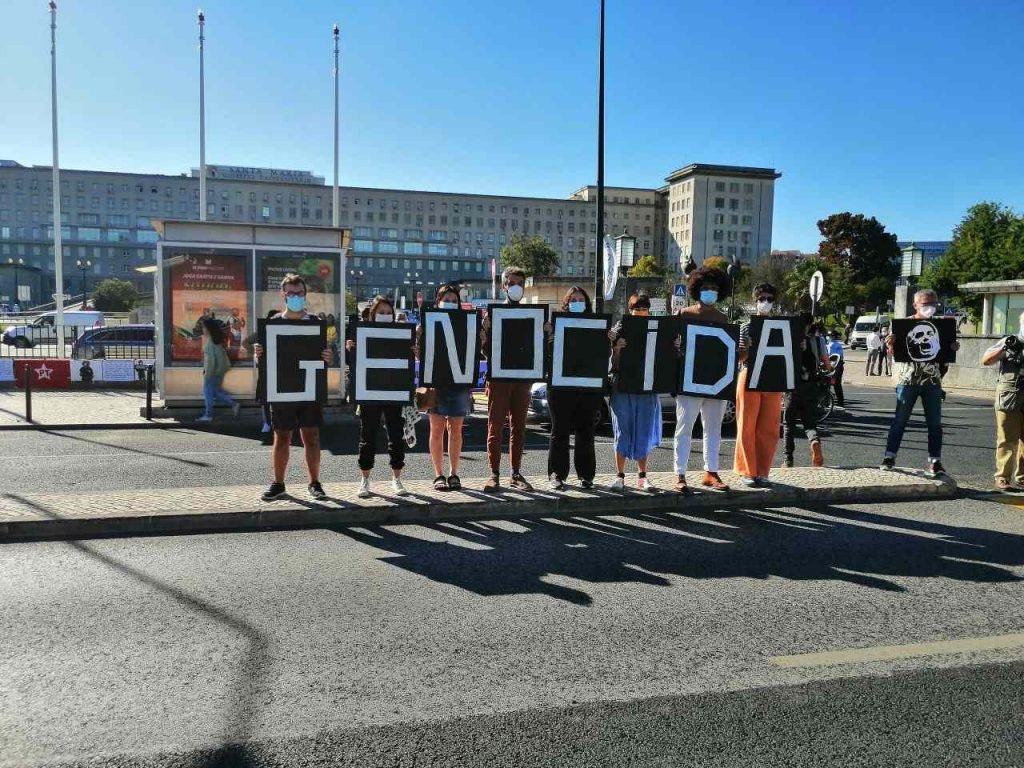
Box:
[332,24,340,228]
[49,1,65,346]
[198,10,207,222]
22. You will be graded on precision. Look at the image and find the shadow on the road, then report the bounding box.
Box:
[6,493,267,768]
[333,501,1023,605]
[37,428,213,468]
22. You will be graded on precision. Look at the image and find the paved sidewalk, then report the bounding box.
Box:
[0,390,169,429]
[0,466,956,541]
[840,348,989,398]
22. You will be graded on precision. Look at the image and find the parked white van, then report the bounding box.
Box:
[0,310,105,348]
[849,313,890,349]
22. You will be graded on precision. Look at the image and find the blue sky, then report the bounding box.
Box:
[2,0,1022,250]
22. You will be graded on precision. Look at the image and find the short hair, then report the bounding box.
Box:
[367,294,393,319]
[752,282,776,300]
[502,267,527,286]
[687,266,732,302]
[435,283,461,303]
[280,273,307,294]
[915,288,938,303]
[628,292,651,310]
[560,285,593,313]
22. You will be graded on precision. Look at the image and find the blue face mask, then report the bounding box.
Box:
[699,289,718,306]
[285,295,306,312]
[439,301,458,310]
[568,301,586,313]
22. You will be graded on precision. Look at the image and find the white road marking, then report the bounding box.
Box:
[769,632,1024,668]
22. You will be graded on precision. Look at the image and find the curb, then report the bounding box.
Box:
[0,421,175,432]
[0,475,958,542]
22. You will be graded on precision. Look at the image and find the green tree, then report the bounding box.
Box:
[702,255,730,273]
[499,234,560,277]
[816,212,901,283]
[627,255,665,278]
[744,258,791,310]
[345,290,358,315]
[783,258,858,324]
[90,278,139,312]
[921,202,1024,318]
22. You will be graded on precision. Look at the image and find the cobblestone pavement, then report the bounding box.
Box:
[0,466,955,540]
[0,390,159,428]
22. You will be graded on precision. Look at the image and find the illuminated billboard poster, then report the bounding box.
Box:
[258,252,340,319]
[168,251,249,364]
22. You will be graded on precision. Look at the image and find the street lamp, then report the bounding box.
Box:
[404,271,422,305]
[76,258,92,304]
[727,256,739,321]
[348,269,364,302]
[615,230,636,312]
[7,257,24,306]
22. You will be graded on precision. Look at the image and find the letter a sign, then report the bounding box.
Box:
[745,316,803,392]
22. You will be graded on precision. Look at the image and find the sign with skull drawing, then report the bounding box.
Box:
[892,317,957,364]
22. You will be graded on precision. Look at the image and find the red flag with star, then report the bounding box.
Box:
[14,360,71,389]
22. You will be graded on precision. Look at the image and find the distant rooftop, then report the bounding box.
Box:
[664,163,781,183]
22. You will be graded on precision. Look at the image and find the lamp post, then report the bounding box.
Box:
[348,269,364,301]
[404,271,422,305]
[899,241,925,318]
[8,257,25,306]
[727,256,738,321]
[332,23,340,228]
[614,230,636,314]
[198,9,207,223]
[76,258,91,304]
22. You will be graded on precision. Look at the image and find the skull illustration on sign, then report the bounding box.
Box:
[907,321,941,362]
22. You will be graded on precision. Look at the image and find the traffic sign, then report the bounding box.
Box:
[808,271,825,302]
[673,283,686,298]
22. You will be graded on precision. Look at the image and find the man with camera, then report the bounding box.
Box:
[982,314,1024,492]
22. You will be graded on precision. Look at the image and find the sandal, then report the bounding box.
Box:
[447,473,462,491]
[433,475,448,491]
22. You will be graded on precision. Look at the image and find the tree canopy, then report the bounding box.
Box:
[627,255,665,278]
[499,234,561,277]
[816,212,900,283]
[90,278,139,312]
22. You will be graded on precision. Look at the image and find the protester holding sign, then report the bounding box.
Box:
[881,288,957,477]
[421,284,474,491]
[673,266,732,493]
[782,314,825,468]
[545,286,607,490]
[197,317,240,423]
[733,283,785,487]
[982,311,1024,491]
[345,296,414,498]
[608,293,662,492]
[253,274,333,501]
[480,268,539,493]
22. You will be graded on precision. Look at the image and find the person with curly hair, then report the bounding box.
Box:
[672,266,732,493]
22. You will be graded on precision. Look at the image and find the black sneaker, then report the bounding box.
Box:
[261,482,286,501]
[926,461,946,479]
[783,455,794,468]
[880,457,895,471]
[308,481,327,500]
[580,479,594,489]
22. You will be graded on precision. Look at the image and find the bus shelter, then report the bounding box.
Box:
[153,220,349,405]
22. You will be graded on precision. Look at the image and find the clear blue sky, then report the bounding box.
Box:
[2,0,1022,251]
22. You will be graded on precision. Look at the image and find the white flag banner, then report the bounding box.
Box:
[602,235,618,300]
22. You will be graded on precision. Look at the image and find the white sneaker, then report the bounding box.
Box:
[196,415,213,422]
[638,476,658,493]
[609,476,625,491]
[357,477,371,498]
[261,423,272,433]
[548,477,565,491]
[391,477,409,497]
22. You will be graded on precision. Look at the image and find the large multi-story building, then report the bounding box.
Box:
[0,160,779,308]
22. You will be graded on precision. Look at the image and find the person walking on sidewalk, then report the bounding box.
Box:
[672,266,731,494]
[480,267,535,493]
[782,314,826,468]
[545,286,607,490]
[880,324,893,375]
[608,293,663,492]
[254,274,334,501]
[880,288,957,478]
[827,329,846,409]
[866,327,883,376]
[198,317,240,423]
[346,296,412,499]
[733,282,784,488]
[982,314,1024,492]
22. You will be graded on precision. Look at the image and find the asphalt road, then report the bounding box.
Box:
[1,496,1022,766]
[0,384,1000,495]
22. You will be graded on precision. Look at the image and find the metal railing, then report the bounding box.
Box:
[0,323,155,360]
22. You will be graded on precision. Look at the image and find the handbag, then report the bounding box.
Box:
[415,387,436,411]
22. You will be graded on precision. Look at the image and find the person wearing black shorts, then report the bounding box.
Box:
[254,273,333,501]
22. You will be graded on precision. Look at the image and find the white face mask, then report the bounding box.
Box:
[918,305,937,319]
[756,299,773,315]
[375,313,394,323]
[439,301,458,310]
[505,284,524,302]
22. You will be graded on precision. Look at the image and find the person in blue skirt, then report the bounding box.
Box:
[608,292,662,492]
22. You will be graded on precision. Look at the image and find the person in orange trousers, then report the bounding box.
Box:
[734,282,784,487]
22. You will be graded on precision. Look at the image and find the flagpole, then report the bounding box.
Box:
[332,24,340,228]
[593,0,606,312]
[198,10,207,222]
[49,1,65,344]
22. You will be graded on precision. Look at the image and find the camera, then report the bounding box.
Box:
[1004,335,1023,365]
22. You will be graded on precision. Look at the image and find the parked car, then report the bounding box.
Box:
[72,324,155,360]
[1,310,105,348]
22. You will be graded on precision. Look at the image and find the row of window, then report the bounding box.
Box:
[713,197,755,211]
[715,181,756,194]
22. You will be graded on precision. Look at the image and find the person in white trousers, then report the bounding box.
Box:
[673,265,732,494]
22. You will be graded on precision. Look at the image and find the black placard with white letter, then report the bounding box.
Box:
[745,316,803,392]
[258,318,327,404]
[486,304,547,381]
[891,317,957,364]
[615,315,680,394]
[354,322,415,404]
[679,319,739,400]
[549,313,612,391]
[420,308,481,387]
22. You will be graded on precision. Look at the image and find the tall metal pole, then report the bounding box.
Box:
[593,0,606,312]
[49,1,65,343]
[198,10,207,222]
[332,24,340,228]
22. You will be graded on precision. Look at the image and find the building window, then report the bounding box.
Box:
[714,198,725,209]
[354,226,373,237]
[353,239,374,253]
[712,229,724,242]
[715,182,725,192]
[403,242,423,255]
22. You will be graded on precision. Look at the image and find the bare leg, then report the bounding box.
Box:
[429,414,446,477]
[272,429,292,483]
[299,427,320,483]
[615,451,626,474]
[447,417,465,475]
